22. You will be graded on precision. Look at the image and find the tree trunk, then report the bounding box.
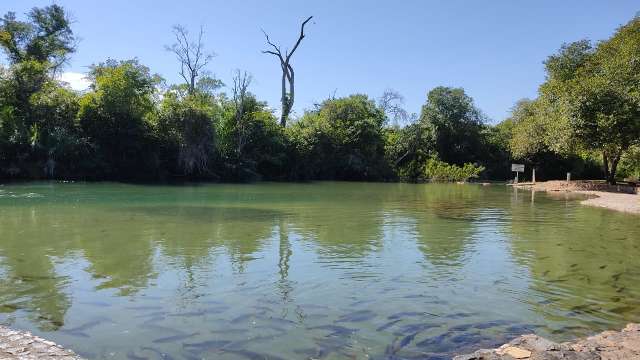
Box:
[603,149,623,185]
[280,68,287,126]
[262,16,312,128]
[603,151,610,183]
[283,64,295,127]
[608,151,622,185]
[281,105,291,127]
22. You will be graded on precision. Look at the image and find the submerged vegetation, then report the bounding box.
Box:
[0,5,638,183]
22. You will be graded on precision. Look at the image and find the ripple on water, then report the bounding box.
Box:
[0,182,638,359]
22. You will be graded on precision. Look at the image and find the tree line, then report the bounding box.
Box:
[0,5,638,183]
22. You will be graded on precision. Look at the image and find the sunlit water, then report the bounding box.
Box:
[0,182,638,359]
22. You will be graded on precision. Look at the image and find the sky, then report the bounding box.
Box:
[1,0,638,123]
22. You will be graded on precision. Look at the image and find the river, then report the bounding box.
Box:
[0,182,638,359]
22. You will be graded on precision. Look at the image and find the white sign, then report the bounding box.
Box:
[511,164,525,172]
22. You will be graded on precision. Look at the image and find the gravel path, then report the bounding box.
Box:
[0,326,82,360]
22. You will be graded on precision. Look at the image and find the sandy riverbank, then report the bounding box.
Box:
[455,323,640,360]
[514,180,640,215]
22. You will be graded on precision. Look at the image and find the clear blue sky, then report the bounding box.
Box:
[2,0,638,122]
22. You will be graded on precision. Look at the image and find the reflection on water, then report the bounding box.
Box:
[0,182,638,359]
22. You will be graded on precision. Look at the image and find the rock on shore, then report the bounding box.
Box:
[0,325,83,359]
[454,323,640,360]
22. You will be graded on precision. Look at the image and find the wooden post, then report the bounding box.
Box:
[532,168,536,184]
[515,172,519,184]
[566,172,571,183]
[531,188,535,204]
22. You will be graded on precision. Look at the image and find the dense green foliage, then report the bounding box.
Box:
[618,145,640,182]
[503,16,640,184]
[424,158,485,182]
[0,5,79,178]
[78,59,162,179]
[0,6,638,183]
[154,90,219,178]
[420,87,485,165]
[287,95,389,180]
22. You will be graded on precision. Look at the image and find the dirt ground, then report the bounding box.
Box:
[514,180,640,215]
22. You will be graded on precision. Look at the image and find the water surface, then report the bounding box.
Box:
[0,182,638,359]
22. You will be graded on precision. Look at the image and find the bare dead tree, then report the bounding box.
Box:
[261,16,313,127]
[378,89,410,126]
[312,89,338,110]
[232,70,252,157]
[166,25,215,95]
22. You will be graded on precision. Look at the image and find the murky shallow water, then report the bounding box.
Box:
[0,182,638,359]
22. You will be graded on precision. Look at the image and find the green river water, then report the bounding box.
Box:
[0,182,638,359]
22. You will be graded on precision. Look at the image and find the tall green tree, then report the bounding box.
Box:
[155,91,218,178]
[218,90,287,181]
[78,59,161,179]
[0,5,75,116]
[29,82,93,178]
[541,17,640,184]
[480,120,513,180]
[0,5,76,177]
[506,96,603,180]
[384,122,434,181]
[0,5,75,66]
[419,87,485,166]
[288,94,389,180]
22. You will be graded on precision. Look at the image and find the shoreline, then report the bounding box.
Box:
[455,323,640,360]
[0,325,83,359]
[513,180,640,215]
[577,190,640,214]
[2,324,638,360]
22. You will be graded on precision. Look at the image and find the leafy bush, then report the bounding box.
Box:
[384,123,435,181]
[78,59,161,179]
[424,158,485,182]
[618,145,640,182]
[154,92,219,178]
[217,94,287,181]
[287,94,389,180]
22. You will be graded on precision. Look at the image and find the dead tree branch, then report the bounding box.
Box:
[166,25,215,94]
[232,70,253,157]
[261,16,313,127]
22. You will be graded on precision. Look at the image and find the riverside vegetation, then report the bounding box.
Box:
[1,6,639,184]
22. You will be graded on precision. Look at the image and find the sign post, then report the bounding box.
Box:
[511,164,525,184]
[532,168,536,184]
